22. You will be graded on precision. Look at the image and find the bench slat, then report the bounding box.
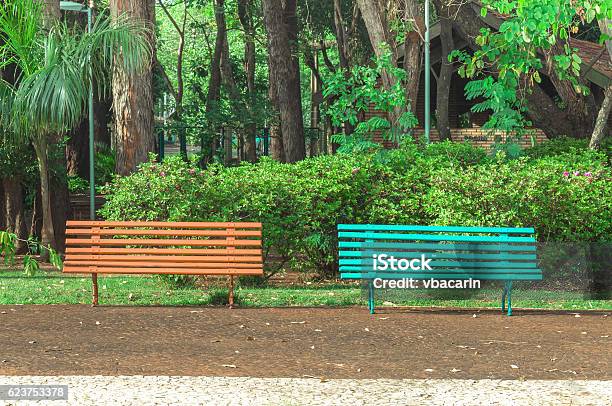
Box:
[65,261,263,268]
[65,255,263,262]
[339,241,536,252]
[63,267,263,275]
[339,259,538,268]
[65,238,261,247]
[341,272,543,281]
[66,229,261,237]
[339,251,537,260]
[66,221,262,228]
[339,232,534,243]
[65,247,262,255]
[338,224,535,234]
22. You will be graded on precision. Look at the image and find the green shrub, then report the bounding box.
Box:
[425,157,611,242]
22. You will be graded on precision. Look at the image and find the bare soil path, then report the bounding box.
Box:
[1,306,610,379]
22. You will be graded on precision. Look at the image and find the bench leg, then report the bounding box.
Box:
[501,282,508,313]
[507,281,513,316]
[228,276,235,309]
[92,273,99,306]
[368,280,375,314]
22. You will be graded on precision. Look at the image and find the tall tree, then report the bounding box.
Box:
[110,0,155,175]
[434,1,454,141]
[202,0,225,165]
[156,0,188,159]
[263,0,305,162]
[0,0,151,252]
[356,0,422,125]
[237,0,257,162]
[589,19,611,149]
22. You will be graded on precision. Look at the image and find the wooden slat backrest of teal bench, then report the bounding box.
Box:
[338,224,542,281]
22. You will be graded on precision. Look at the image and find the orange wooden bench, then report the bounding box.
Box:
[63,221,263,306]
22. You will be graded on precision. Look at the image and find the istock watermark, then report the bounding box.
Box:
[372,254,432,271]
[370,253,481,289]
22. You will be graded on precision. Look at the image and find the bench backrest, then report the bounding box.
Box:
[338,224,541,281]
[64,221,263,276]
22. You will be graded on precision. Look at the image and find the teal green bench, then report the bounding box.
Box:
[338,224,542,315]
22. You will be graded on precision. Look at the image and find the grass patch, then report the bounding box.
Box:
[0,270,610,310]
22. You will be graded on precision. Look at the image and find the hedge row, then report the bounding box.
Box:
[100,140,611,277]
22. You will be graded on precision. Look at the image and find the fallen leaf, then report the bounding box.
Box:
[450,368,461,373]
[364,328,370,332]
[418,336,424,339]
[190,310,203,313]
[0,311,6,314]
[290,321,306,324]
[246,336,254,341]
[424,368,434,372]
[472,314,477,318]
[378,317,389,320]
[221,364,237,368]
[239,325,245,329]
[265,323,270,326]
[581,332,587,335]
[357,368,362,372]
[314,329,322,332]
[574,314,581,318]
[211,339,221,343]
[310,346,315,349]
[510,364,519,369]
[601,335,609,338]
[28,341,36,344]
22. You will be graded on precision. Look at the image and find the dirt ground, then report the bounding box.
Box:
[0,306,610,379]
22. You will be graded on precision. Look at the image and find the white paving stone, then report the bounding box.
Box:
[0,376,611,406]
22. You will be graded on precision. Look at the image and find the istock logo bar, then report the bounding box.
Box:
[372,254,432,271]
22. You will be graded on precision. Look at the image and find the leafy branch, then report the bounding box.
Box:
[0,230,62,276]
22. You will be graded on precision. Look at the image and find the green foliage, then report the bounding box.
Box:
[157,274,197,289]
[67,148,116,193]
[323,49,418,152]
[0,0,153,141]
[453,0,611,134]
[68,175,89,193]
[101,140,611,277]
[0,230,62,276]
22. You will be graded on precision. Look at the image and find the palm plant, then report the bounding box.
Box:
[0,0,152,250]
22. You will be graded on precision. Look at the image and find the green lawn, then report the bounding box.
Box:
[0,270,610,310]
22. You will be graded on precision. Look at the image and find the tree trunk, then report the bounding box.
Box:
[42,0,60,27]
[30,186,43,241]
[202,0,225,165]
[435,3,454,141]
[238,0,257,162]
[589,85,611,149]
[32,139,55,253]
[110,0,155,175]
[50,140,70,254]
[262,0,305,162]
[356,0,421,122]
[2,177,27,253]
[268,67,285,162]
[355,0,397,95]
[403,1,422,116]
